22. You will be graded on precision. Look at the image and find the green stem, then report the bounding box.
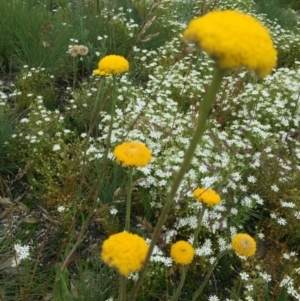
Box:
[193,205,207,248]
[130,66,226,300]
[80,77,103,185]
[125,167,134,231]
[171,265,189,301]
[96,0,100,14]
[236,279,243,298]
[192,249,232,301]
[73,57,77,90]
[119,276,127,301]
[91,78,104,125]
[103,75,117,164]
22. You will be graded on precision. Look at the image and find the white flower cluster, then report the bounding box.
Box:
[146,239,172,267]
[280,275,300,299]
[195,239,213,257]
[12,243,30,267]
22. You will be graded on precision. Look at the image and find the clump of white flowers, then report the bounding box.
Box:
[12,243,30,267]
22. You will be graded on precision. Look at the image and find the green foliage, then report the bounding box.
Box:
[0,101,17,176]
[278,288,289,301]
[0,0,133,77]
[69,264,118,301]
[254,0,298,30]
[0,0,203,82]
[15,68,58,112]
[0,0,67,71]
[0,232,17,301]
[9,97,86,208]
[276,38,300,68]
[0,217,58,301]
[278,0,300,10]
[64,77,113,134]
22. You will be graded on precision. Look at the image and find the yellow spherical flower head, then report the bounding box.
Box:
[93,55,129,76]
[101,231,148,277]
[232,233,256,257]
[113,141,152,167]
[183,10,277,78]
[170,241,195,265]
[193,188,221,207]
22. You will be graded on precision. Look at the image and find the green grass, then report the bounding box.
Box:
[0,102,18,177]
[254,0,299,30]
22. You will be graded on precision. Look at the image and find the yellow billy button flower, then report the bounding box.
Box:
[193,188,221,207]
[113,141,152,167]
[232,233,256,257]
[93,55,129,76]
[170,241,195,265]
[101,231,148,277]
[183,10,277,78]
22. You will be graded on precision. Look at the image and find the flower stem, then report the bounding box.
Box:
[193,205,207,248]
[236,279,243,298]
[130,66,226,300]
[192,249,232,301]
[96,0,100,14]
[73,57,77,90]
[125,167,133,231]
[119,276,127,301]
[103,75,117,164]
[171,265,189,301]
[80,77,103,186]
